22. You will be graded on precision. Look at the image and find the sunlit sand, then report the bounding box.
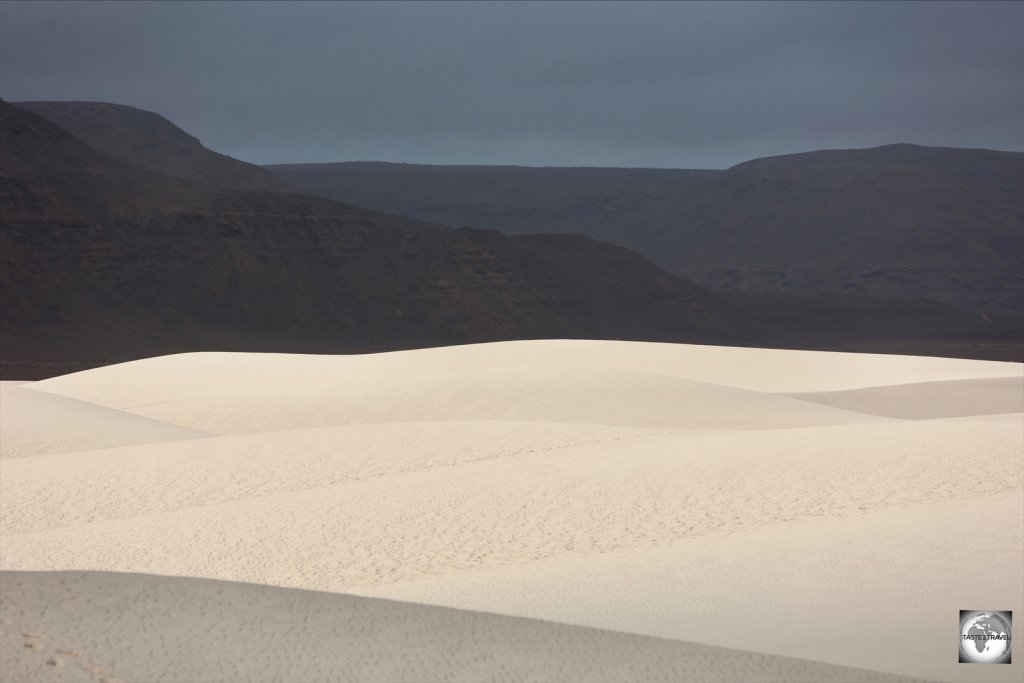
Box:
[2,340,1021,682]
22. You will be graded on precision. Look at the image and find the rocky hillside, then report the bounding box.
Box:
[265,162,713,242]
[0,101,765,377]
[664,144,1024,315]
[17,100,293,192]
[268,146,1024,315]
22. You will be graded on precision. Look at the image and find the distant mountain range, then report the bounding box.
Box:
[1,100,771,378]
[267,147,1024,316]
[2,100,1020,378]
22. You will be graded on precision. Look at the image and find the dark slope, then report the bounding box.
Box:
[267,146,1024,316]
[0,101,766,378]
[265,161,714,244]
[16,100,293,192]
[664,145,1024,314]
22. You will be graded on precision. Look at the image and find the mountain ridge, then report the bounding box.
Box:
[15,100,295,193]
[267,145,1024,315]
[1,100,767,378]
[5,99,1020,377]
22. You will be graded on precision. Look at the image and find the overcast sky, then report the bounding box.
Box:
[1,1,1022,168]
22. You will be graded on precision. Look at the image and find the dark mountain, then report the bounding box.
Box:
[264,162,714,243]
[268,146,1024,316]
[16,100,293,193]
[663,145,1024,315]
[0,100,767,378]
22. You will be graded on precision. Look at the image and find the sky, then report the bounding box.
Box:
[1,1,1022,168]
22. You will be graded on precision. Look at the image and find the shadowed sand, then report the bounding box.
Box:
[1,340,1021,682]
[0,382,209,459]
[0,571,936,683]
[783,376,1024,419]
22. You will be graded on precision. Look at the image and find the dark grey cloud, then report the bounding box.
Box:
[1,1,1021,168]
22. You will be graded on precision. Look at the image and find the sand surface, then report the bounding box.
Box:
[1,340,1021,682]
[784,376,1024,418]
[0,571,933,683]
[0,381,209,459]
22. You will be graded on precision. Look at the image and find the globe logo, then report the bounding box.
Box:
[959,610,1012,664]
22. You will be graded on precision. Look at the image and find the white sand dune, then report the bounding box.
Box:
[0,420,664,535]
[0,381,209,459]
[3,421,1019,591]
[0,571,934,683]
[31,364,892,434]
[2,340,1021,683]
[930,412,1024,423]
[353,492,1022,683]
[31,340,1023,400]
[784,376,1024,419]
